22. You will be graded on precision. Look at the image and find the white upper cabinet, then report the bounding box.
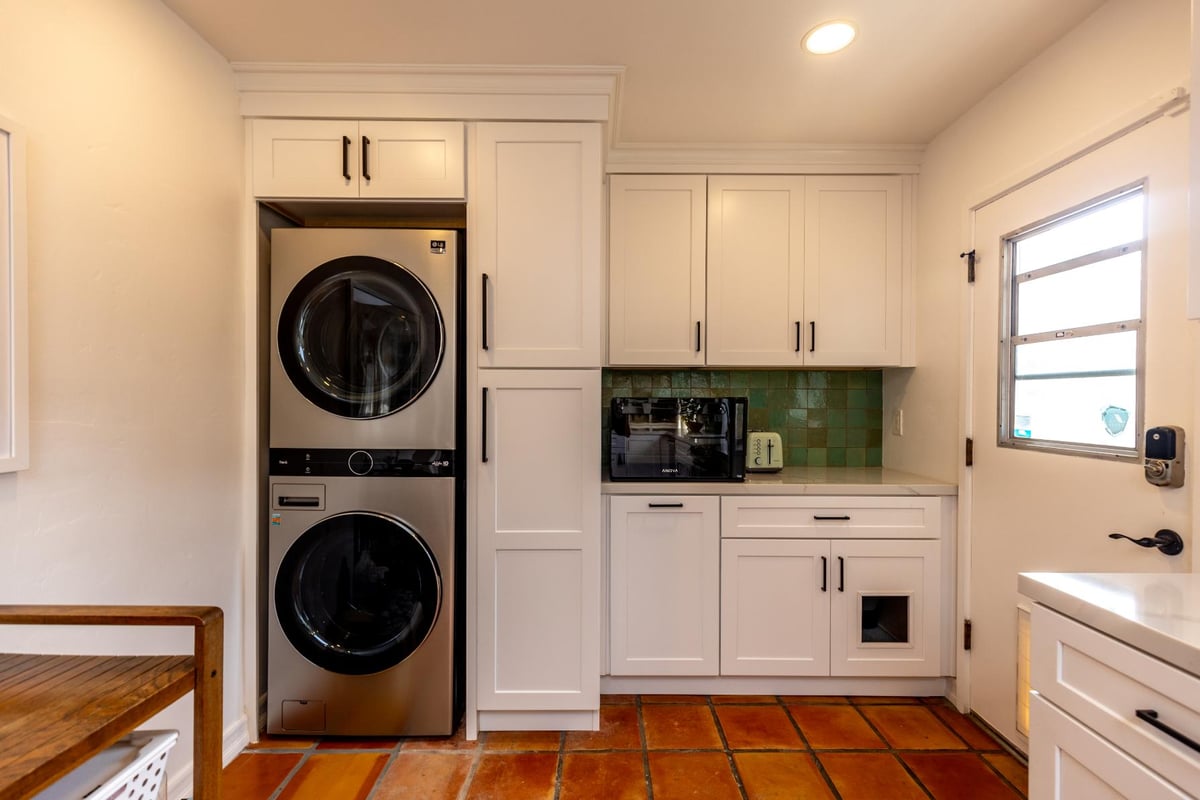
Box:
[804,176,904,366]
[472,122,603,368]
[707,176,807,366]
[608,175,707,366]
[251,119,465,199]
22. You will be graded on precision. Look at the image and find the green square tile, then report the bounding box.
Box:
[791,389,808,407]
[827,409,847,428]
[867,408,883,427]
[612,374,631,391]
[730,371,751,389]
[807,390,828,409]
[806,448,827,467]
[769,408,789,428]
[868,429,883,447]
[672,370,691,388]
[867,371,883,389]
[807,428,828,448]
[632,373,653,392]
[866,447,883,466]
[653,375,672,390]
[749,388,768,408]
[768,389,791,408]
[768,371,789,388]
[709,371,729,389]
[690,372,710,389]
[672,388,692,398]
[749,408,769,429]
[867,387,883,409]
[788,447,806,465]
[828,371,847,389]
[846,428,868,447]
[848,408,868,428]
[788,428,808,447]
[847,371,868,389]
[789,371,809,389]
[846,448,867,467]
[807,408,828,427]
[651,387,671,398]
[808,371,828,389]
[825,389,847,410]
[847,389,868,409]
[827,447,847,467]
[602,370,613,388]
[827,428,846,447]
[788,408,808,425]
[750,372,770,389]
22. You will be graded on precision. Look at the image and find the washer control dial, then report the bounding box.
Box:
[347,450,374,476]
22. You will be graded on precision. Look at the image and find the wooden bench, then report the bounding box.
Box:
[0,606,222,800]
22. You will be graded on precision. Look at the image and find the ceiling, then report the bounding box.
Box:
[159,0,1107,148]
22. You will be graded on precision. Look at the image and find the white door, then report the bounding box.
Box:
[471,122,603,368]
[609,496,720,675]
[967,112,1192,749]
[251,119,358,198]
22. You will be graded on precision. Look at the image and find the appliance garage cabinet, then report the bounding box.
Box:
[608,173,912,368]
[1020,573,1200,800]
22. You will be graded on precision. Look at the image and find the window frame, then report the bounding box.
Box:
[996,181,1147,461]
[0,113,28,473]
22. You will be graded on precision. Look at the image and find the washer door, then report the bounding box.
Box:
[278,255,444,419]
[275,511,442,675]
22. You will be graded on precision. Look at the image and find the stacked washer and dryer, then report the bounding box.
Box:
[266,228,463,736]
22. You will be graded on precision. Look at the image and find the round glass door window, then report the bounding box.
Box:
[275,511,442,675]
[278,255,444,419]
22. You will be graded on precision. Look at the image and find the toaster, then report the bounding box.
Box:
[746,431,784,472]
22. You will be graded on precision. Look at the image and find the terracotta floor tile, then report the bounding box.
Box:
[779,695,850,705]
[316,737,398,750]
[564,703,641,750]
[734,752,837,800]
[220,752,303,799]
[642,704,723,750]
[559,752,649,800]
[984,753,1029,796]
[711,694,778,704]
[482,729,562,751]
[850,695,922,704]
[931,705,1004,750]
[818,753,928,800]
[648,752,742,800]
[402,722,481,752]
[904,752,1024,799]
[640,694,708,704]
[859,704,967,750]
[602,693,638,705]
[275,752,388,800]
[246,736,316,750]
[788,704,886,749]
[715,704,805,749]
[464,752,558,800]
[372,752,474,800]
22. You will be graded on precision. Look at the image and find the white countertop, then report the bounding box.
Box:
[602,466,957,496]
[1019,572,1200,677]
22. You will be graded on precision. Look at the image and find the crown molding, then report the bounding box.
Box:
[605,143,925,175]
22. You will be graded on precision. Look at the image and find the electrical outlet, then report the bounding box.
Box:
[892,409,904,436]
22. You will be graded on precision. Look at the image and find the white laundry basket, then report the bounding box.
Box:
[32,729,178,800]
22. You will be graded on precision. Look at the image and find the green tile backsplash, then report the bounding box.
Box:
[602,369,883,469]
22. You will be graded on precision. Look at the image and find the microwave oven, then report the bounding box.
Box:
[609,396,748,481]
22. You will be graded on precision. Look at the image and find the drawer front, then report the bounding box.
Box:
[721,496,940,539]
[1032,605,1200,792]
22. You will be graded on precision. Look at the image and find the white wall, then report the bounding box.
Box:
[0,0,245,792]
[884,0,1191,482]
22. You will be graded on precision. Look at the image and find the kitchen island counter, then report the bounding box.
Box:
[602,466,956,496]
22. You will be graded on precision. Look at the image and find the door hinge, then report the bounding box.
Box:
[963,619,973,651]
[965,437,974,467]
[959,249,976,284]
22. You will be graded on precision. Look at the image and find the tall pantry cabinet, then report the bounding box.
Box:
[468,123,604,732]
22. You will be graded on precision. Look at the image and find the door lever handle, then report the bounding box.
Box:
[1108,530,1184,556]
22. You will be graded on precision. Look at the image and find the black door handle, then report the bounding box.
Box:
[795,321,801,352]
[695,321,702,353]
[810,321,816,353]
[821,556,827,592]
[1136,709,1200,754]
[814,515,851,521]
[341,135,351,180]
[648,503,685,508]
[481,387,489,463]
[361,135,371,181]
[481,273,490,351]
[838,556,844,592]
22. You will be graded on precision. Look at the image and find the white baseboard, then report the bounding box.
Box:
[600,675,949,696]
[168,714,251,800]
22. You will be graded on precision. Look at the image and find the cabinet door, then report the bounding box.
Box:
[359,121,465,200]
[252,119,359,198]
[475,370,600,712]
[720,538,830,676]
[609,496,719,675]
[706,176,805,366]
[830,539,940,677]
[472,123,603,368]
[609,175,707,366]
[1029,694,1192,800]
[804,176,904,366]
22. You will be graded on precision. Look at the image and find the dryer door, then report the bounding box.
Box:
[278,255,445,419]
[275,511,442,675]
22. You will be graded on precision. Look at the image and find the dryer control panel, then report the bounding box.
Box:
[269,448,457,478]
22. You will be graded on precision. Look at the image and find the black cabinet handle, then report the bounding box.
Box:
[1136,709,1200,754]
[838,556,845,592]
[695,321,702,353]
[648,502,685,508]
[814,515,851,521]
[481,387,489,463]
[810,321,816,353]
[361,135,371,181]
[341,135,351,180]
[481,273,490,351]
[795,321,801,352]
[821,556,827,592]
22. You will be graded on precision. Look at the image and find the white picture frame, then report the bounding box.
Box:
[0,113,28,472]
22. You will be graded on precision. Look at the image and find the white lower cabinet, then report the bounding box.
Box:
[609,496,720,675]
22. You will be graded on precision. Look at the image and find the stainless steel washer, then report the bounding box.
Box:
[267,449,456,736]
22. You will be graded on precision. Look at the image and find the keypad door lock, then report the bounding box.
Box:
[1145,426,1184,488]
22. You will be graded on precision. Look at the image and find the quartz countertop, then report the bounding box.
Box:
[602,467,957,496]
[1019,572,1200,677]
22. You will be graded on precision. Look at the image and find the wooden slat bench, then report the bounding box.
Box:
[0,606,222,800]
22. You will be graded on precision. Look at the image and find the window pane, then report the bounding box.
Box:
[1016,252,1141,336]
[1013,191,1143,275]
[1014,330,1136,377]
[1012,374,1136,449]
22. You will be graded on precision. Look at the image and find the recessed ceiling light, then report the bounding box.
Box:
[803,20,857,55]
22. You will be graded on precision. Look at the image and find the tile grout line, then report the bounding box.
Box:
[636,695,655,800]
[552,730,566,800]
[265,745,317,800]
[780,696,848,800]
[453,732,485,800]
[705,695,749,800]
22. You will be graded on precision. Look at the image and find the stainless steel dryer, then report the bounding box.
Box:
[267,448,456,736]
[270,228,459,449]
